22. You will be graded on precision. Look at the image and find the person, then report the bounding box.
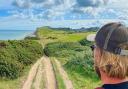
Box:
[87,22,128,89]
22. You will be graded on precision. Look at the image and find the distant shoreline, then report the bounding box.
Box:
[0,30,34,31]
[0,30,35,40]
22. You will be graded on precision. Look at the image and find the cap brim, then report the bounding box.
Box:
[86,34,96,41]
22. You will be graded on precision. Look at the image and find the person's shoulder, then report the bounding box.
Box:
[95,87,105,89]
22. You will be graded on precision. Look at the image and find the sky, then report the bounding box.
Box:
[0,0,128,30]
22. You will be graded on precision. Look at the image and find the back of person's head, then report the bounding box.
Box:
[99,45,128,79]
[94,23,128,79]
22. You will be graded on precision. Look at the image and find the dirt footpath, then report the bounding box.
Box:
[21,56,73,89]
[21,56,57,89]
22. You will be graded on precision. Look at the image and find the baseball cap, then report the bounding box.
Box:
[87,22,128,56]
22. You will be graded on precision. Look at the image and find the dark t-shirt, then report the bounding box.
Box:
[102,81,128,89]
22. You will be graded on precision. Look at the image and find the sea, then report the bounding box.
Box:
[0,30,35,40]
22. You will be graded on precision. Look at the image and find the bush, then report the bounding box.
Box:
[16,48,35,65]
[0,59,23,79]
[64,47,97,78]
[79,39,93,46]
[0,48,23,79]
[25,36,39,40]
[8,40,43,65]
[44,42,85,57]
[0,40,43,79]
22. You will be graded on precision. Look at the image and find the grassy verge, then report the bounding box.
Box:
[39,74,45,89]
[39,64,45,89]
[51,58,66,89]
[66,70,101,89]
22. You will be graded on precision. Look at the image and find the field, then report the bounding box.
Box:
[36,27,94,45]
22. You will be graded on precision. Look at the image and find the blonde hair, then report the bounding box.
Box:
[98,43,128,79]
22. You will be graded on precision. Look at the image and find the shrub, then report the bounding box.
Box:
[0,40,43,79]
[15,48,35,65]
[8,40,43,65]
[25,36,39,40]
[0,48,23,79]
[79,39,93,46]
[44,42,85,57]
[64,48,97,78]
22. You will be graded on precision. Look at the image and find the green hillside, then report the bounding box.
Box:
[36,27,95,45]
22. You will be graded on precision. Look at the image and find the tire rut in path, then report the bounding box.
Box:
[33,58,44,89]
[43,56,57,89]
[21,59,42,89]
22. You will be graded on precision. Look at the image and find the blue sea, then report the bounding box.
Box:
[0,30,35,40]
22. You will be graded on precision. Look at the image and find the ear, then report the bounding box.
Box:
[94,48,102,63]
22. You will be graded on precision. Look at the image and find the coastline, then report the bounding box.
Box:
[0,30,35,40]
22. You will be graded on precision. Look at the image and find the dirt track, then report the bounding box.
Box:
[21,57,57,89]
[21,56,74,89]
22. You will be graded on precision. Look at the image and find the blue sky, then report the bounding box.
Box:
[0,0,128,30]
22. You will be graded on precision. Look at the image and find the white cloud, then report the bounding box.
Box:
[108,0,128,9]
[10,0,128,21]
[0,15,124,30]
[1,0,128,29]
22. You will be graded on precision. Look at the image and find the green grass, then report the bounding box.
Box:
[39,64,45,89]
[0,66,31,89]
[67,71,101,89]
[39,73,45,89]
[51,58,66,89]
[36,27,95,45]
[63,50,101,89]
